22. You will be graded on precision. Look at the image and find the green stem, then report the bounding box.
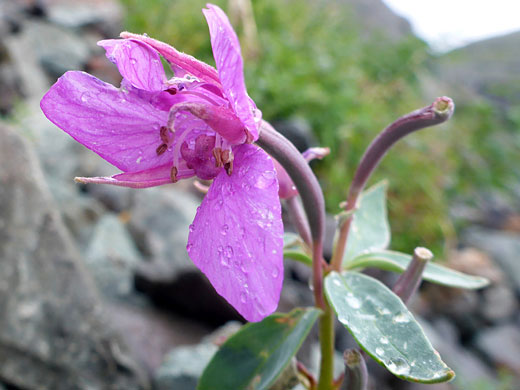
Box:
[317,301,335,390]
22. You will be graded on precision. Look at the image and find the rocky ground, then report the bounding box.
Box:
[0,1,519,389]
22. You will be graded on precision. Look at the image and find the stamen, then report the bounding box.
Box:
[212,148,223,167]
[160,126,171,144]
[156,143,168,156]
[225,160,233,176]
[170,166,178,183]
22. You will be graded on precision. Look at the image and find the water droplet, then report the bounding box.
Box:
[380,336,389,345]
[189,224,195,233]
[345,295,361,309]
[333,279,342,287]
[392,312,410,324]
[80,93,89,103]
[403,342,408,350]
[375,347,385,356]
[240,292,247,303]
[218,246,229,266]
[239,227,246,237]
[186,243,193,252]
[271,249,277,254]
[254,171,276,189]
[224,245,234,258]
[214,200,223,211]
[272,267,279,278]
[220,224,229,235]
[130,58,137,65]
[387,358,410,376]
[380,308,391,315]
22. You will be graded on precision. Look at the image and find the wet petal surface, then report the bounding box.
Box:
[40,71,170,172]
[187,144,284,321]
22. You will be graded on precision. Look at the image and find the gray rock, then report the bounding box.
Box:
[476,324,520,376]
[480,284,518,323]
[85,214,144,300]
[154,343,218,390]
[462,227,520,291]
[0,124,147,390]
[46,0,123,35]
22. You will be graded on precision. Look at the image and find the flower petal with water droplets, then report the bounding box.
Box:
[202,4,258,140]
[40,71,170,172]
[187,144,284,322]
[99,39,167,92]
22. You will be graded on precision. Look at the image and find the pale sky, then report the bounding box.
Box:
[382,0,520,51]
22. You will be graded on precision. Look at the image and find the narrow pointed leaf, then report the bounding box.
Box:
[283,232,312,266]
[345,250,489,289]
[198,308,320,390]
[343,181,390,263]
[325,271,455,383]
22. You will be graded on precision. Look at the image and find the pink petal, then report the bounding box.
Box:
[98,39,167,91]
[75,162,194,188]
[187,144,284,321]
[202,4,259,140]
[40,71,171,172]
[120,32,220,86]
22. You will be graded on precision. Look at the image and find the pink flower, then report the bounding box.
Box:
[40,4,283,322]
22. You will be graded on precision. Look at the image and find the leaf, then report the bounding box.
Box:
[325,271,455,383]
[197,308,320,390]
[343,181,390,263]
[283,232,312,266]
[345,250,489,289]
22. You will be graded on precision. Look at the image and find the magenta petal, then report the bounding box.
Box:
[120,32,220,86]
[98,39,166,92]
[187,144,284,322]
[202,4,258,140]
[40,71,170,172]
[75,162,193,188]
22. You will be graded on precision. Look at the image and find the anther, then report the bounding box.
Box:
[170,166,178,183]
[160,126,171,144]
[156,143,168,156]
[212,148,223,168]
[225,160,233,176]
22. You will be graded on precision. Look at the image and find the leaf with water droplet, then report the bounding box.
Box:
[344,250,489,289]
[198,308,320,390]
[325,271,455,383]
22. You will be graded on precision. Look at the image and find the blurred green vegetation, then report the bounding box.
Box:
[120,0,518,256]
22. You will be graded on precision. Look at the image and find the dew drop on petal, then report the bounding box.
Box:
[224,245,234,258]
[240,292,247,303]
[186,243,193,252]
[375,347,384,356]
[220,224,228,235]
[380,336,389,345]
[130,58,137,65]
[189,224,195,233]
[271,267,280,278]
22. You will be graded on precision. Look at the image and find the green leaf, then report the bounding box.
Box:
[283,232,312,266]
[343,181,390,263]
[325,271,455,383]
[197,308,320,390]
[345,250,489,289]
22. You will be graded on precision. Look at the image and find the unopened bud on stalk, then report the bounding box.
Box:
[393,247,433,304]
[343,349,368,390]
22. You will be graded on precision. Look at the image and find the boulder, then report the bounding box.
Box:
[0,124,147,390]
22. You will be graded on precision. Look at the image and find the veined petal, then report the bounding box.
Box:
[40,71,171,172]
[203,4,258,140]
[187,144,284,322]
[98,39,167,92]
[75,162,194,188]
[120,32,220,86]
